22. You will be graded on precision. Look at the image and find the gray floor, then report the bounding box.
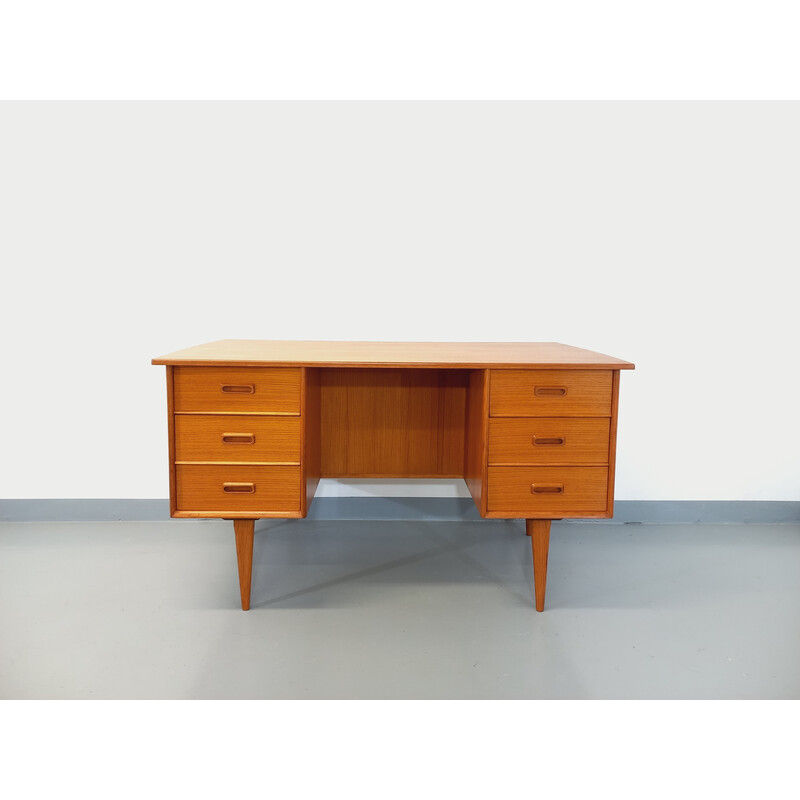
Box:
[1,518,798,699]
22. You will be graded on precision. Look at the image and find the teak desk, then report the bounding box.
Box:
[152,341,634,611]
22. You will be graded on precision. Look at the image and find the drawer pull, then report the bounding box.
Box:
[222,433,256,444]
[534,386,567,397]
[531,484,564,494]
[223,482,256,493]
[221,384,255,394]
[532,436,565,446]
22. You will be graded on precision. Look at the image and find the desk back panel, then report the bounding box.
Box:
[319,368,468,478]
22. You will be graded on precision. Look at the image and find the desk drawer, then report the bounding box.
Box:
[487,466,608,513]
[490,370,612,417]
[176,464,302,513]
[175,415,302,463]
[173,366,301,413]
[488,418,610,465]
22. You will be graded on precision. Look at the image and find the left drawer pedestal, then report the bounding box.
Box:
[166,366,310,608]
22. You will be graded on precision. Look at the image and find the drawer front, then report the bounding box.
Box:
[173,366,301,413]
[175,415,301,463]
[490,370,612,417]
[488,418,610,465]
[176,465,302,512]
[487,466,608,512]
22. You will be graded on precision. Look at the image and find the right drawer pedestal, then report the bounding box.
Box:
[485,369,616,519]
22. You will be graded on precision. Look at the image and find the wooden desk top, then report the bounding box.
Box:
[152,340,635,370]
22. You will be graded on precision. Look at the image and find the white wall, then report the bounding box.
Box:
[1,102,797,501]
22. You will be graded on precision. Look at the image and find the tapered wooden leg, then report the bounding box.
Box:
[233,519,255,611]
[526,519,551,611]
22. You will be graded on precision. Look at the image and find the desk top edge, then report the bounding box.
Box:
[152,340,635,369]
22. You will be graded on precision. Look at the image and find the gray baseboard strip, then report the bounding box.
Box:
[0,499,174,522]
[1,498,799,524]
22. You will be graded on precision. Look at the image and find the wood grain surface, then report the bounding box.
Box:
[233,519,255,611]
[176,464,301,513]
[302,367,322,516]
[527,519,551,612]
[487,466,609,513]
[319,368,467,477]
[489,369,613,417]
[488,418,610,465]
[153,340,635,369]
[173,366,301,413]
[174,414,302,463]
[464,369,489,515]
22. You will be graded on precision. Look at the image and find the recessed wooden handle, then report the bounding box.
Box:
[532,436,565,446]
[531,484,564,494]
[223,482,256,493]
[534,386,567,397]
[221,384,255,394]
[222,433,256,444]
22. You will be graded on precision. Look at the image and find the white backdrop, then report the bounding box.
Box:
[1,102,797,500]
